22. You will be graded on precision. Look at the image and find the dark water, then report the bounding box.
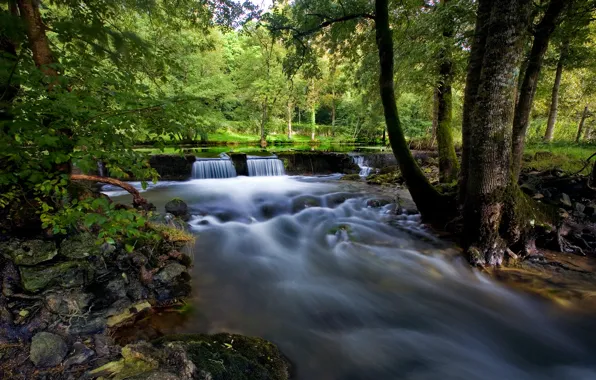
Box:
[105,176,596,380]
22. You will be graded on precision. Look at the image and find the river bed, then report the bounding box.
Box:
[105,175,596,380]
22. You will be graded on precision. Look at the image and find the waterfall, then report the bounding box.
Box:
[192,155,237,179]
[247,156,285,176]
[352,155,372,177]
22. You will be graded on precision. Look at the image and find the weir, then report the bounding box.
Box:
[246,156,285,176]
[191,154,237,179]
[351,155,372,177]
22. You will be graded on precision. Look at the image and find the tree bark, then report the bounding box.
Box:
[544,41,568,142]
[575,105,589,143]
[70,174,149,207]
[287,101,293,139]
[310,104,316,141]
[375,0,453,220]
[463,0,532,266]
[436,0,459,183]
[17,0,57,78]
[260,100,268,147]
[459,0,492,206]
[331,94,336,137]
[511,0,567,177]
[431,87,439,147]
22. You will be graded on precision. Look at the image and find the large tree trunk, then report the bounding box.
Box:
[575,105,589,143]
[17,0,57,78]
[544,41,568,142]
[511,0,567,178]
[462,0,532,266]
[375,0,453,220]
[459,0,492,206]
[436,0,459,183]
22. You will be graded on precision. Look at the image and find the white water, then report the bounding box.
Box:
[247,156,286,176]
[191,158,237,179]
[105,176,596,380]
[352,155,372,177]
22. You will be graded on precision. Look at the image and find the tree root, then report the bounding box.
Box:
[70,174,150,209]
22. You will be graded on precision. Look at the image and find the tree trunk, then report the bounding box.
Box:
[462,0,532,266]
[260,101,268,147]
[382,128,386,145]
[511,0,566,177]
[331,95,336,137]
[17,0,57,78]
[590,159,596,189]
[287,101,293,139]
[459,0,492,206]
[544,41,568,142]
[374,0,453,220]
[575,105,589,143]
[431,88,439,147]
[436,0,459,183]
[310,105,316,141]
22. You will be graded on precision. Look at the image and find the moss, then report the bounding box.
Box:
[149,223,195,244]
[366,171,403,186]
[89,344,159,380]
[154,333,290,380]
[340,174,362,181]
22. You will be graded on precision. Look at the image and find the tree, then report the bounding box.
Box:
[544,40,569,141]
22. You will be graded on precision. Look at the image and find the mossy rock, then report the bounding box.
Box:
[1,239,58,266]
[366,172,403,186]
[154,333,291,380]
[19,261,94,292]
[340,174,362,181]
[59,233,101,259]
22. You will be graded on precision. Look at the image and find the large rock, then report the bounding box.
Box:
[45,291,92,315]
[19,261,93,292]
[165,199,190,221]
[1,239,57,266]
[149,155,196,180]
[59,233,101,259]
[30,332,68,367]
[154,263,187,284]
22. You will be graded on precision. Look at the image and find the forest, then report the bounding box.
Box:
[2,0,596,379]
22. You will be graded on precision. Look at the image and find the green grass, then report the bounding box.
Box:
[523,142,596,175]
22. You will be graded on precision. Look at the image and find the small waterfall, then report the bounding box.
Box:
[97,160,106,177]
[247,156,285,176]
[192,154,237,179]
[352,155,372,177]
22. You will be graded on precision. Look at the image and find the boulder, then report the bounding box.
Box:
[575,202,586,214]
[1,239,57,266]
[165,199,190,221]
[59,233,101,259]
[63,342,95,368]
[45,291,92,315]
[154,263,187,284]
[19,261,94,292]
[30,332,68,367]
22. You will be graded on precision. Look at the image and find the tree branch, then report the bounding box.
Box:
[70,174,148,207]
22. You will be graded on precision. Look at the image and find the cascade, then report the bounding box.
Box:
[192,154,237,179]
[247,156,285,176]
[351,155,372,177]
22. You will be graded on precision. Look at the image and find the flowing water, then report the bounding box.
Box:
[351,155,373,177]
[247,156,286,177]
[104,176,596,380]
[192,157,237,179]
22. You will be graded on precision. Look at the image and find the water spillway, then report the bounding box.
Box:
[246,156,285,176]
[191,155,237,179]
[351,155,372,177]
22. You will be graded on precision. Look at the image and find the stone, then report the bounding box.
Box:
[542,189,552,199]
[560,193,572,207]
[1,239,57,266]
[154,263,187,284]
[94,334,112,357]
[59,233,101,259]
[88,342,159,379]
[366,199,392,208]
[45,291,92,315]
[30,332,68,367]
[106,277,128,302]
[520,183,536,196]
[165,199,190,221]
[64,342,95,368]
[19,261,93,292]
[69,315,107,335]
[106,301,152,327]
[575,202,586,214]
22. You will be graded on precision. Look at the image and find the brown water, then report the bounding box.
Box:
[105,176,596,380]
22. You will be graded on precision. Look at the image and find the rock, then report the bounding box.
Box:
[1,260,19,297]
[575,202,586,214]
[59,233,101,259]
[45,291,92,315]
[542,189,552,199]
[89,342,159,379]
[131,371,182,380]
[1,239,57,266]
[69,315,107,335]
[520,183,536,196]
[165,199,190,221]
[94,334,113,357]
[154,263,187,284]
[340,174,362,181]
[126,277,150,301]
[19,261,93,292]
[533,193,544,200]
[366,199,392,208]
[64,342,95,368]
[559,209,570,219]
[291,195,322,213]
[30,332,68,367]
[560,193,572,207]
[584,205,596,216]
[106,277,128,302]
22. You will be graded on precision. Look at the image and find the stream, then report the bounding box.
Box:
[104,175,596,380]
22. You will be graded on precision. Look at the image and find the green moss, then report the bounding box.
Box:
[366,171,403,186]
[154,333,290,380]
[341,174,362,181]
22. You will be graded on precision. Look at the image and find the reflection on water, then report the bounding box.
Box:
[105,177,596,380]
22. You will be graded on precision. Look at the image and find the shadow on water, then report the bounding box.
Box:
[105,176,596,380]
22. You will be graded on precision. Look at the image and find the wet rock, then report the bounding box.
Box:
[520,183,536,196]
[165,199,190,221]
[341,174,362,181]
[94,334,112,357]
[69,315,107,335]
[560,193,572,207]
[106,277,128,303]
[325,192,356,208]
[154,263,187,284]
[1,239,57,266]
[64,342,95,368]
[1,260,19,297]
[106,301,152,327]
[30,332,68,367]
[366,199,392,208]
[575,202,586,214]
[89,342,159,379]
[131,371,182,380]
[126,277,150,301]
[19,261,93,292]
[59,233,101,259]
[45,291,92,315]
[291,195,322,213]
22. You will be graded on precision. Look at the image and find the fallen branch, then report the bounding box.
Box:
[70,174,148,207]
